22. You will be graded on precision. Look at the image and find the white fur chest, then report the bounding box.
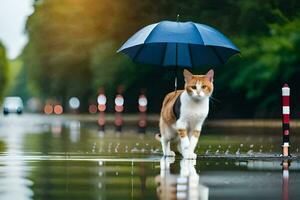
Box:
[177,91,209,129]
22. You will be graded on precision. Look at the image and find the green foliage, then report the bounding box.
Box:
[229,18,300,107]
[0,42,8,101]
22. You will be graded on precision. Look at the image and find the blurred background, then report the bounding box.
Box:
[1,0,300,118]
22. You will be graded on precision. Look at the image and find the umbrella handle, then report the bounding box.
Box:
[174,76,177,92]
[174,66,178,92]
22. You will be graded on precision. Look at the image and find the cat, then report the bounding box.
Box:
[159,69,214,159]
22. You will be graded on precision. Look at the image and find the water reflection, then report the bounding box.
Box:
[156,157,209,200]
[69,120,81,143]
[1,114,300,199]
[0,116,33,200]
[282,160,290,200]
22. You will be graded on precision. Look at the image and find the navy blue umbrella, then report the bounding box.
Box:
[117,20,240,89]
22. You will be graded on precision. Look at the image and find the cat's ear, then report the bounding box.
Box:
[183,69,193,82]
[206,69,214,82]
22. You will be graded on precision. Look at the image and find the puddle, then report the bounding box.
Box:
[0,114,300,199]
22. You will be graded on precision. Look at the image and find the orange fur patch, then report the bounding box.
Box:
[178,129,187,138]
[185,75,213,95]
[160,90,184,126]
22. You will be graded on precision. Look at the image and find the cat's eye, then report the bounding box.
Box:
[202,85,207,89]
[191,86,197,90]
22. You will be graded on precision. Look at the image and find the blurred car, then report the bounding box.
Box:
[2,97,24,115]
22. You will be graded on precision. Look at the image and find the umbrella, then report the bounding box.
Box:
[117,19,240,89]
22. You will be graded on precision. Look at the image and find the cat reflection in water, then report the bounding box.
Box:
[158,69,214,159]
[155,157,209,200]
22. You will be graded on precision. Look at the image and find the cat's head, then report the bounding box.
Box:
[183,69,214,101]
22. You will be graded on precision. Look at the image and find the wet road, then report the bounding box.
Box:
[0,114,299,200]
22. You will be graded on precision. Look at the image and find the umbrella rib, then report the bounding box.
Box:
[188,44,194,67]
[191,23,205,45]
[132,45,144,61]
[175,43,178,66]
[211,46,224,65]
[160,43,167,66]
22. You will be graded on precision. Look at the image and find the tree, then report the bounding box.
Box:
[0,42,8,102]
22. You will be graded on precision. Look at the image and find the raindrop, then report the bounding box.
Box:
[215,149,220,155]
[116,172,119,176]
[240,144,244,147]
[150,147,154,153]
[225,149,230,155]
[99,161,104,166]
[154,148,160,153]
[92,142,96,153]
[247,149,254,156]
[236,148,240,155]
[98,182,102,189]
[249,144,254,148]
[131,147,139,153]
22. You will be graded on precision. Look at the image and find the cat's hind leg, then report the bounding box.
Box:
[160,127,176,157]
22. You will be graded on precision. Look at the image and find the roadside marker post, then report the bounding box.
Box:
[282,84,290,157]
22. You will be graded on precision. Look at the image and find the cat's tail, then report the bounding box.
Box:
[155,133,161,141]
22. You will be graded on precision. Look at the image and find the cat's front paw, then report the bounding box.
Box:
[165,150,175,157]
[190,152,197,159]
[182,151,197,159]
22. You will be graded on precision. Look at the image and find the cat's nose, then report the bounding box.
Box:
[197,91,205,97]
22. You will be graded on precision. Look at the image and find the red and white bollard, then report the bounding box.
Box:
[115,94,124,132]
[97,92,107,133]
[282,84,290,157]
[138,94,147,133]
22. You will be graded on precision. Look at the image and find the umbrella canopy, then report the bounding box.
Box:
[117,20,240,68]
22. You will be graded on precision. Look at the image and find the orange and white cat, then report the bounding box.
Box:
[159,69,214,159]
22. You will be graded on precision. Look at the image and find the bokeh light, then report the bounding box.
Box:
[115,95,124,106]
[138,95,147,106]
[89,104,98,113]
[97,94,107,105]
[44,104,53,114]
[54,105,63,115]
[69,97,80,109]
[98,104,106,112]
